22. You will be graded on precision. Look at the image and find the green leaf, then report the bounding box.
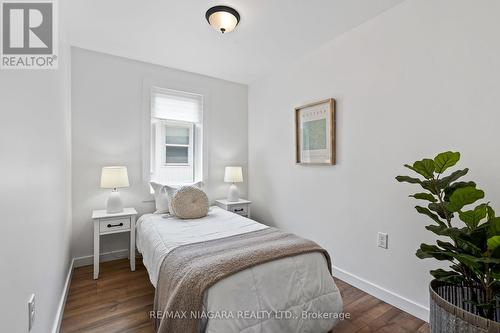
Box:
[395,176,422,184]
[469,224,489,250]
[444,181,476,201]
[474,257,500,264]
[425,224,447,235]
[429,202,450,220]
[438,169,469,189]
[455,238,482,255]
[488,217,500,237]
[448,187,485,212]
[409,193,437,202]
[459,204,488,230]
[452,253,482,271]
[487,236,500,252]
[430,269,464,284]
[487,206,496,220]
[434,151,460,174]
[415,206,446,226]
[421,179,439,195]
[436,240,458,252]
[425,225,463,238]
[416,244,453,261]
[407,159,435,179]
[426,226,478,254]
[435,237,482,255]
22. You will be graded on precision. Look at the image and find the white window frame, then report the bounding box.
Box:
[162,120,194,167]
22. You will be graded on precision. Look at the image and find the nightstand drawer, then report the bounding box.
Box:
[99,217,130,233]
[215,199,251,218]
[229,204,248,216]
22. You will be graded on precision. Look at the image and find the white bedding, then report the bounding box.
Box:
[137,206,268,287]
[136,206,342,333]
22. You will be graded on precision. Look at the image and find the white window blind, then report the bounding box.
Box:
[152,87,202,123]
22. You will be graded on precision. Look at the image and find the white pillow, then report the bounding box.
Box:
[150,182,170,214]
[150,181,202,214]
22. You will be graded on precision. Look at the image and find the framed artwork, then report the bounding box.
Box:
[295,98,336,165]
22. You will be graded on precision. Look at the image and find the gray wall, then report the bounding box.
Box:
[71,48,248,260]
[0,25,72,333]
[248,0,500,321]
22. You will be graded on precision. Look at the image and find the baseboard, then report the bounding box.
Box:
[51,258,74,333]
[73,248,130,267]
[50,250,133,332]
[333,265,429,322]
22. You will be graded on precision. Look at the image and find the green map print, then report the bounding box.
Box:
[302,119,326,150]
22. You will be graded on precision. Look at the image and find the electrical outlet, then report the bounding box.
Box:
[377,232,388,249]
[28,293,35,331]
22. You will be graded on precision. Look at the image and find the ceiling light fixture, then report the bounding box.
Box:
[205,5,240,34]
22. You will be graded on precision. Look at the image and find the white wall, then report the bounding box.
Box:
[248,0,500,321]
[71,47,248,260]
[0,13,72,333]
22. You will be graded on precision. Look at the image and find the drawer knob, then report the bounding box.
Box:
[234,208,244,212]
[107,222,124,228]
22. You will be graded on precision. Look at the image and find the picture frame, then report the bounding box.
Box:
[295,98,336,165]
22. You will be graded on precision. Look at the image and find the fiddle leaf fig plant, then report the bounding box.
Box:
[396,151,500,319]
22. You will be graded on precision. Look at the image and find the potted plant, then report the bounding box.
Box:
[396,151,500,332]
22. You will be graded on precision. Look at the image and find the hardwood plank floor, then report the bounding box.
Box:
[60,259,429,333]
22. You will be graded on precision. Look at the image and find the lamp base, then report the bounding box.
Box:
[227,183,240,202]
[106,189,124,213]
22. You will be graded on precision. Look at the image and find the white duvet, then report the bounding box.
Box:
[136,206,343,333]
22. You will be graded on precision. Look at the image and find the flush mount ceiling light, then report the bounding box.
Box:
[205,5,240,34]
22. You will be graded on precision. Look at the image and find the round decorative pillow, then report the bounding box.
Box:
[170,186,209,219]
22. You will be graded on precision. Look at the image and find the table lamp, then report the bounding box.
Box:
[100,166,129,213]
[224,166,243,202]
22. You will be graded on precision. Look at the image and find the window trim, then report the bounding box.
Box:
[142,79,210,201]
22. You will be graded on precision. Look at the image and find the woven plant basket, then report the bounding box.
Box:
[430,280,500,333]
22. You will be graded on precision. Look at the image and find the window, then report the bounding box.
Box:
[164,122,193,165]
[150,88,203,185]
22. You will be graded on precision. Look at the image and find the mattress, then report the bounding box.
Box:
[136,206,342,333]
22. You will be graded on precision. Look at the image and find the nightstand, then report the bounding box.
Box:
[215,199,252,218]
[91,208,138,279]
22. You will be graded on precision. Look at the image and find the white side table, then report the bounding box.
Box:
[91,207,138,279]
[215,199,252,218]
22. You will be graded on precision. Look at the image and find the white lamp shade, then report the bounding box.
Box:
[224,166,243,183]
[100,166,130,189]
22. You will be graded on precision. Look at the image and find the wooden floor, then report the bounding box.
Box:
[61,259,429,333]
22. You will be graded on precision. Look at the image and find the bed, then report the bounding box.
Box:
[136,206,343,333]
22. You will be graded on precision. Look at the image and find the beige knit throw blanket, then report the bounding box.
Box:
[153,227,332,333]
